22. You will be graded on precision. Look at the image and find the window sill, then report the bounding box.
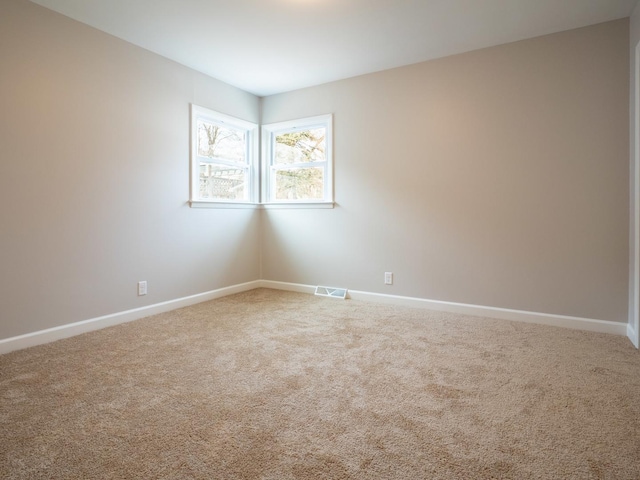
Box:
[262,202,335,209]
[189,200,335,209]
[189,201,259,209]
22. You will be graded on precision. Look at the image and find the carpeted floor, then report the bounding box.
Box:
[1,288,639,479]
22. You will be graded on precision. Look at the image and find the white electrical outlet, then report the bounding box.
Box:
[384,272,393,285]
[138,281,147,296]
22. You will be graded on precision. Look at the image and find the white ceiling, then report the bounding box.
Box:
[29,0,639,97]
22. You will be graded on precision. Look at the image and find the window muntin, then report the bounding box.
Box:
[263,115,333,204]
[191,105,257,204]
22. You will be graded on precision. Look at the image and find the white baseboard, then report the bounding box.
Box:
[0,280,262,355]
[258,280,317,294]
[1,279,630,355]
[628,323,639,349]
[260,280,627,337]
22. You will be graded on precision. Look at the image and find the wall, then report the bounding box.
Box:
[0,1,632,343]
[261,20,630,323]
[630,3,640,346]
[0,0,261,340]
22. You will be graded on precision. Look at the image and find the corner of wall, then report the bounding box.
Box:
[629,2,640,348]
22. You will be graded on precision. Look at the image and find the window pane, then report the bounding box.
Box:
[274,167,324,201]
[197,120,246,164]
[199,163,247,200]
[274,128,325,165]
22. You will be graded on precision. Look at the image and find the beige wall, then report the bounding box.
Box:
[0,2,632,342]
[261,20,630,322]
[0,0,261,339]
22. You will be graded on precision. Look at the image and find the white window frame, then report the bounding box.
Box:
[261,114,333,207]
[190,104,258,208]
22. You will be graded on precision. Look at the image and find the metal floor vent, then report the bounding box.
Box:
[314,286,348,299]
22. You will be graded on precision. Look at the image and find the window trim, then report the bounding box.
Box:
[189,104,258,206]
[261,114,333,205]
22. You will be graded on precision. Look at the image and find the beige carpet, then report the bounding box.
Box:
[1,288,639,479]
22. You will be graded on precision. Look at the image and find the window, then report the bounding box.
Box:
[262,114,333,205]
[190,105,257,205]
[189,108,333,208]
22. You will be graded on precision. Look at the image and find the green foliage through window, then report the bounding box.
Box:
[265,117,332,203]
[274,129,325,164]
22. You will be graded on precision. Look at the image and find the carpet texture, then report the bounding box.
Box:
[1,288,639,479]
